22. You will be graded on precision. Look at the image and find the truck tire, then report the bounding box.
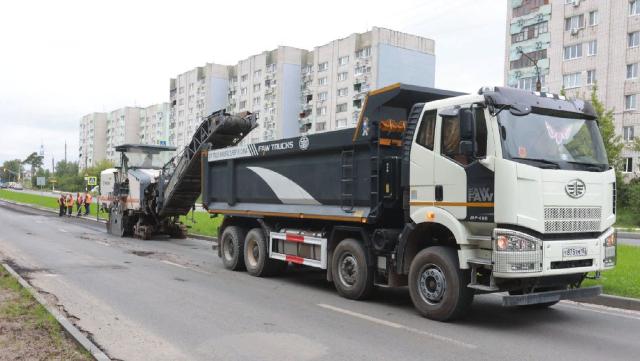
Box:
[331,238,374,300]
[408,246,474,321]
[220,226,246,271]
[244,228,284,277]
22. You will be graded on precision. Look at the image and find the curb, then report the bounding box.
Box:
[0,198,216,241]
[2,263,111,361]
[579,294,640,312]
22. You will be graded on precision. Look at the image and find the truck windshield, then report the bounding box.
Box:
[498,111,608,171]
[123,149,173,169]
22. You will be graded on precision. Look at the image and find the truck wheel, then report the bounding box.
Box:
[244,228,283,277]
[408,246,474,321]
[331,238,374,300]
[220,226,246,271]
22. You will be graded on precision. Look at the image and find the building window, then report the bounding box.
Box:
[316,122,326,131]
[253,97,261,106]
[254,70,262,79]
[302,65,313,73]
[240,87,247,95]
[624,126,635,142]
[631,0,640,16]
[338,72,348,81]
[338,88,348,97]
[512,0,549,18]
[588,11,598,26]
[318,77,328,85]
[587,40,597,56]
[563,72,582,88]
[624,158,634,173]
[355,47,371,58]
[316,106,327,116]
[336,103,348,113]
[515,75,546,91]
[241,74,248,82]
[239,100,246,109]
[336,118,348,128]
[510,49,547,69]
[629,32,640,48]
[625,94,637,110]
[563,44,583,60]
[253,84,261,92]
[628,63,639,79]
[565,14,585,31]
[318,62,329,72]
[587,70,596,85]
[511,21,548,43]
[318,91,328,101]
[354,65,371,75]
[338,56,349,66]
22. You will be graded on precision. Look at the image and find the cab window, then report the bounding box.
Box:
[416,110,436,150]
[440,107,488,166]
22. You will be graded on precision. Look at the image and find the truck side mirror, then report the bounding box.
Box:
[460,140,474,157]
[459,109,475,141]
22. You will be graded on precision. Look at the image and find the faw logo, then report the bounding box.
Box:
[565,179,586,198]
[468,187,494,203]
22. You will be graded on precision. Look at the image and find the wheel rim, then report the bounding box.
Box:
[223,236,235,261]
[338,253,358,287]
[417,264,447,305]
[246,238,259,268]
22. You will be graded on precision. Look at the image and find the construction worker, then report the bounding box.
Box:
[57,194,65,217]
[84,192,92,215]
[76,192,84,217]
[65,193,74,217]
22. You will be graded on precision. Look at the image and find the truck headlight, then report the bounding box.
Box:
[493,229,543,273]
[603,230,616,266]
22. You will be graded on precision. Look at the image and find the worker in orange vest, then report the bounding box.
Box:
[76,192,84,217]
[57,194,66,217]
[65,193,74,217]
[84,192,92,215]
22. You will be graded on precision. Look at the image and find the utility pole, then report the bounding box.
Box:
[64,141,67,163]
[518,48,542,92]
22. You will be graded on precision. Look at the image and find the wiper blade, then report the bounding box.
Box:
[567,161,607,171]
[510,157,560,168]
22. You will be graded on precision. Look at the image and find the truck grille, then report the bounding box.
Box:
[544,207,601,233]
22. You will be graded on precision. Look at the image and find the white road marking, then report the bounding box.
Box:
[58,228,68,233]
[162,260,189,269]
[96,241,110,247]
[317,303,477,349]
[559,301,640,321]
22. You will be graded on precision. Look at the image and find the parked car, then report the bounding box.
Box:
[0,183,7,189]
[12,183,23,190]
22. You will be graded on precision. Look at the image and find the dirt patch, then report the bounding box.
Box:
[0,268,91,360]
[130,250,155,257]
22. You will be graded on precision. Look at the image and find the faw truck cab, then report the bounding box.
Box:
[204,84,616,321]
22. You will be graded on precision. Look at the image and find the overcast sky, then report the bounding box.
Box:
[0,0,506,168]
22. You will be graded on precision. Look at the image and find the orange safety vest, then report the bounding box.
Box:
[85,194,92,204]
[65,196,74,207]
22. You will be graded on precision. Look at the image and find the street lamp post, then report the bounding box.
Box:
[518,49,542,92]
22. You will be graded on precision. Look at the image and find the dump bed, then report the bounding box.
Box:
[203,83,463,225]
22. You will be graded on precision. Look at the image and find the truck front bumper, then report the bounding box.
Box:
[502,285,602,306]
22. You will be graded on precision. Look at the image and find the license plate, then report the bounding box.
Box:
[563,247,587,258]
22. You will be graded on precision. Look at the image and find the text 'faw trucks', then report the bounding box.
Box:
[202,83,616,321]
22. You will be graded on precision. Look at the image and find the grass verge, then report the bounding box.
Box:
[0,189,221,238]
[583,244,640,299]
[0,266,91,360]
[614,208,640,229]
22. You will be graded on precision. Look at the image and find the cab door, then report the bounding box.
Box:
[433,108,470,220]
[409,109,437,206]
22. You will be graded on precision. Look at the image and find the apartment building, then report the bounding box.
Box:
[505,0,640,176]
[168,27,436,147]
[228,46,308,143]
[169,63,231,150]
[78,112,108,169]
[300,27,436,135]
[139,102,171,146]
[105,107,143,163]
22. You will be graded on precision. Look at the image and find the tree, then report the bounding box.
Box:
[590,86,623,171]
[23,152,44,170]
[1,159,23,182]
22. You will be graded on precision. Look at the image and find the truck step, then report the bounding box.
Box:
[467,283,500,292]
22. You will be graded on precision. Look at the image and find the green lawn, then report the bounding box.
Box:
[614,208,639,229]
[583,244,640,299]
[0,189,220,238]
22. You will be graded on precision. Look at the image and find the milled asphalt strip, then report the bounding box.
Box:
[2,263,111,361]
[317,303,477,349]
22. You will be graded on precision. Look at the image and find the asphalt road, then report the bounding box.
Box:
[0,201,639,361]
